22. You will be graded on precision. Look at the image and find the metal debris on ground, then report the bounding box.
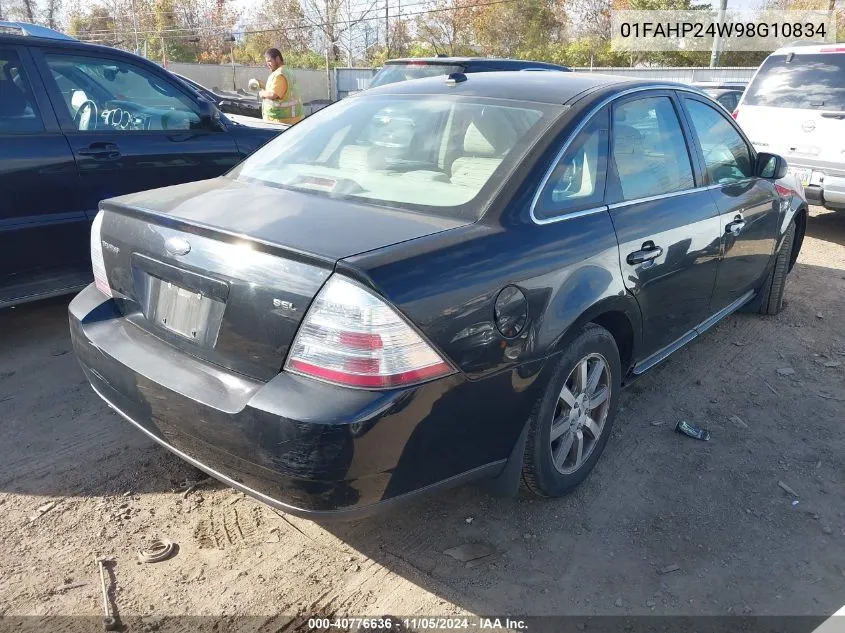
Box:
[650,420,664,426]
[465,517,474,524]
[777,367,796,376]
[28,500,59,522]
[443,543,494,563]
[659,564,681,574]
[675,420,710,441]
[138,538,177,563]
[778,481,799,497]
[764,381,779,395]
[792,500,800,506]
[96,557,118,631]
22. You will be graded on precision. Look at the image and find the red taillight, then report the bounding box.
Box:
[821,46,845,53]
[285,276,453,389]
[775,183,794,197]
[731,109,739,120]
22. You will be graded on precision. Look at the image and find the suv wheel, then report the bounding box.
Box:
[522,324,621,497]
[758,221,796,316]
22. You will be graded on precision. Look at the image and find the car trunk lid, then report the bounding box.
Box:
[98,177,468,381]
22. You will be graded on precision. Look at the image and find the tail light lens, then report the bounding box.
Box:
[731,109,739,120]
[90,211,112,298]
[774,183,794,197]
[285,276,453,388]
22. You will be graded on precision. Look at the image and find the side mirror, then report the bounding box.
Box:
[196,97,223,131]
[757,152,788,179]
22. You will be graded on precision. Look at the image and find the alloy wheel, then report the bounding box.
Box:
[549,353,612,475]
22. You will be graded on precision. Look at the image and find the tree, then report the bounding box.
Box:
[414,0,477,56]
[45,0,60,28]
[472,0,564,58]
[300,0,379,63]
[68,6,120,45]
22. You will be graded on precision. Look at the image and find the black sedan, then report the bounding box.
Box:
[70,72,807,519]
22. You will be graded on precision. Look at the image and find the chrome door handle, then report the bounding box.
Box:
[726,218,746,236]
[627,243,663,265]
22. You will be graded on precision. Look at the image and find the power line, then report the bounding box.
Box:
[75,0,515,40]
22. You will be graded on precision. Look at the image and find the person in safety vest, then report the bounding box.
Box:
[259,48,304,125]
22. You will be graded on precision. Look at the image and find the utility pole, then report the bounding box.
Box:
[346,0,353,66]
[709,0,728,68]
[131,0,140,54]
[225,34,236,90]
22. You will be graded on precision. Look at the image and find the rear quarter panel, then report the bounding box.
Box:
[339,211,636,381]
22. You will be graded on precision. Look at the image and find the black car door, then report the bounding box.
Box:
[31,48,241,214]
[605,91,722,368]
[0,44,87,305]
[679,95,778,313]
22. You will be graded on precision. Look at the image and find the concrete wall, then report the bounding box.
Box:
[166,62,330,102]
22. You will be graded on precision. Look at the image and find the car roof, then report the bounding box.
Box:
[363,71,689,105]
[0,31,161,65]
[769,42,845,55]
[692,81,746,88]
[385,57,568,69]
[0,21,76,40]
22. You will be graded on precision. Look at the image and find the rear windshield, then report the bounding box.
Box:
[744,53,845,110]
[232,94,561,219]
[369,63,464,88]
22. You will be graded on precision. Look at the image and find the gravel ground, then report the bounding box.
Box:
[0,206,843,625]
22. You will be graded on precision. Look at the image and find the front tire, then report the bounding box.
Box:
[758,221,796,316]
[522,324,622,497]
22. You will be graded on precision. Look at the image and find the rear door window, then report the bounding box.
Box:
[744,53,845,110]
[534,108,609,219]
[0,49,44,134]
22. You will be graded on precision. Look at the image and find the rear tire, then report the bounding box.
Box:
[522,324,621,497]
[758,221,796,316]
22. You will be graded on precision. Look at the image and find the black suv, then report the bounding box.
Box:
[367,57,569,89]
[0,24,282,308]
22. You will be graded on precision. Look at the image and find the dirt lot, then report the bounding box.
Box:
[1,206,844,626]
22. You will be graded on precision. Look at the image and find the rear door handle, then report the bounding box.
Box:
[626,242,663,265]
[78,142,121,160]
[725,218,746,236]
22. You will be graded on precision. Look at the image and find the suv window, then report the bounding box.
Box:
[43,54,201,132]
[612,96,694,201]
[744,53,845,110]
[369,63,464,89]
[0,49,44,134]
[535,108,609,219]
[684,99,753,185]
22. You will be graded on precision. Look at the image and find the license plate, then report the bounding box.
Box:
[149,278,219,342]
[788,167,812,187]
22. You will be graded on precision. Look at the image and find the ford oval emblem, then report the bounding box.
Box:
[164,236,191,256]
[802,119,816,133]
